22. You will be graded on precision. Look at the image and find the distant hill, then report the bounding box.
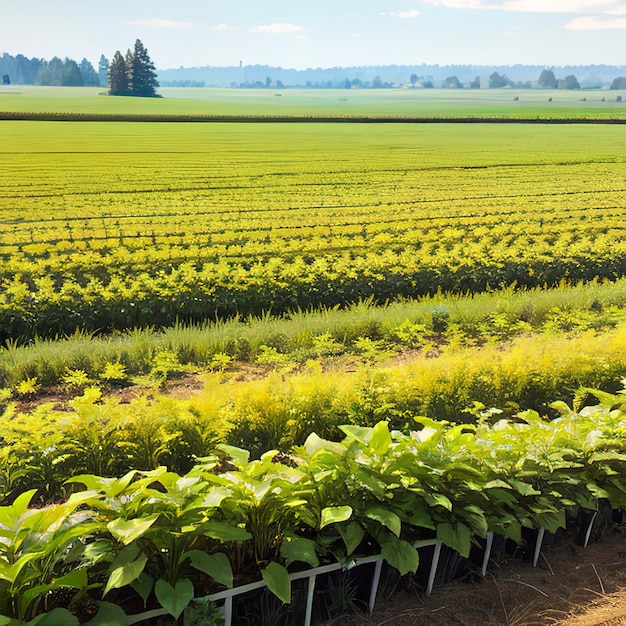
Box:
[157,63,626,88]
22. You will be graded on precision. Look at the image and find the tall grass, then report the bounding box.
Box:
[3,321,625,491]
[2,279,626,388]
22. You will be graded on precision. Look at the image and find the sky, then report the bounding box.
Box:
[3,0,626,70]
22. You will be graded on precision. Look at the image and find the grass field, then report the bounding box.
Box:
[1,85,626,118]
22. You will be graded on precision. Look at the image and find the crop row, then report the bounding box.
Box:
[4,245,626,341]
[3,110,626,122]
[3,321,626,502]
[2,384,626,623]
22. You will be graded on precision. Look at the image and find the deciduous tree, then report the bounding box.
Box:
[538,68,557,88]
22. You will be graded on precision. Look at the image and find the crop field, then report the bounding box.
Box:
[2,120,626,339]
[1,85,626,118]
[3,88,626,622]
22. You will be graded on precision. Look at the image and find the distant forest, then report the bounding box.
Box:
[158,63,626,89]
[2,51,626,90]
[0,52,107,87]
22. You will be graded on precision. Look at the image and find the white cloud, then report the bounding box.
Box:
[249,23,305,34]
[380,9,421,17]
[421,0,626,12]
[566,15,626,27]
[420,0,497,7]
[211,24,236,31]
[124,18,192,28]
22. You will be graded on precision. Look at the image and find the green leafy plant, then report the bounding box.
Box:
[0,490,96,621]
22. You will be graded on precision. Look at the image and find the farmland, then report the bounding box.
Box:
[2,119,626,340]
[2,85,626,118]
[2,87,626,623]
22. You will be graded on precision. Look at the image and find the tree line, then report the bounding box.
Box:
[0,52,108,87]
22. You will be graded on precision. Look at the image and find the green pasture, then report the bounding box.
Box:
[0,85,625,118]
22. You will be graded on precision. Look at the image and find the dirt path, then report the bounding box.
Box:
[339,528,626,626]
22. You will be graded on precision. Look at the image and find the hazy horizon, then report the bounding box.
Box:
[3,0,626,72]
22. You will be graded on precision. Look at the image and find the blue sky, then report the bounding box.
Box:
[3,0,626,69]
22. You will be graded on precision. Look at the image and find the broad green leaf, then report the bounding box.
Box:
[462,505,488,537]
[380,536,419,576]
[107,515,159,545]
[339,424,372,447]
[437,522,472,558]
[155,578,194,619]
[484,480,513,490]
[84,602,129,626]
[261,562,291,604]
[303,432,346,457]
[320,506,352,529]
[20,569,88,617]
[0,489,36,526]
[216,444,250,469]
[592,451,626,463]
[194,487,231,509]
[186,550,233,588]
[534,509,566,534]
[510,480,540,497]
[365,506,401,537]
[582,387,623,408]
[0,552,44,585]
[28,609,80,626]
[280,537,319,568]
[131,573,154,608]
[485,488,519,506]
[104,554,148,596]
[337,521,365,556]
[424,493,452,511]
[413,426,438,443]
[83,540,115,566]
[549,401,573,417]
[406,504,436,530]
[369,421,392,454]
[587,483,610,499]
[204,521,251,542]
[176,476,200,492]
[110,543,140,568]
[491,515,523,544]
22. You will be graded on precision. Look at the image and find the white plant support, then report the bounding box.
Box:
[127,541,443,626]
[482,531,494,577]
[532,527,545,567]
[413,538,442,596]
[583,511,598,548]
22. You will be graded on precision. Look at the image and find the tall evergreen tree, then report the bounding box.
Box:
[130,39,159,97]
[98,54,109,87]
[108,51,128,95]
[124,48,135,93]
[80,58,100,86]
